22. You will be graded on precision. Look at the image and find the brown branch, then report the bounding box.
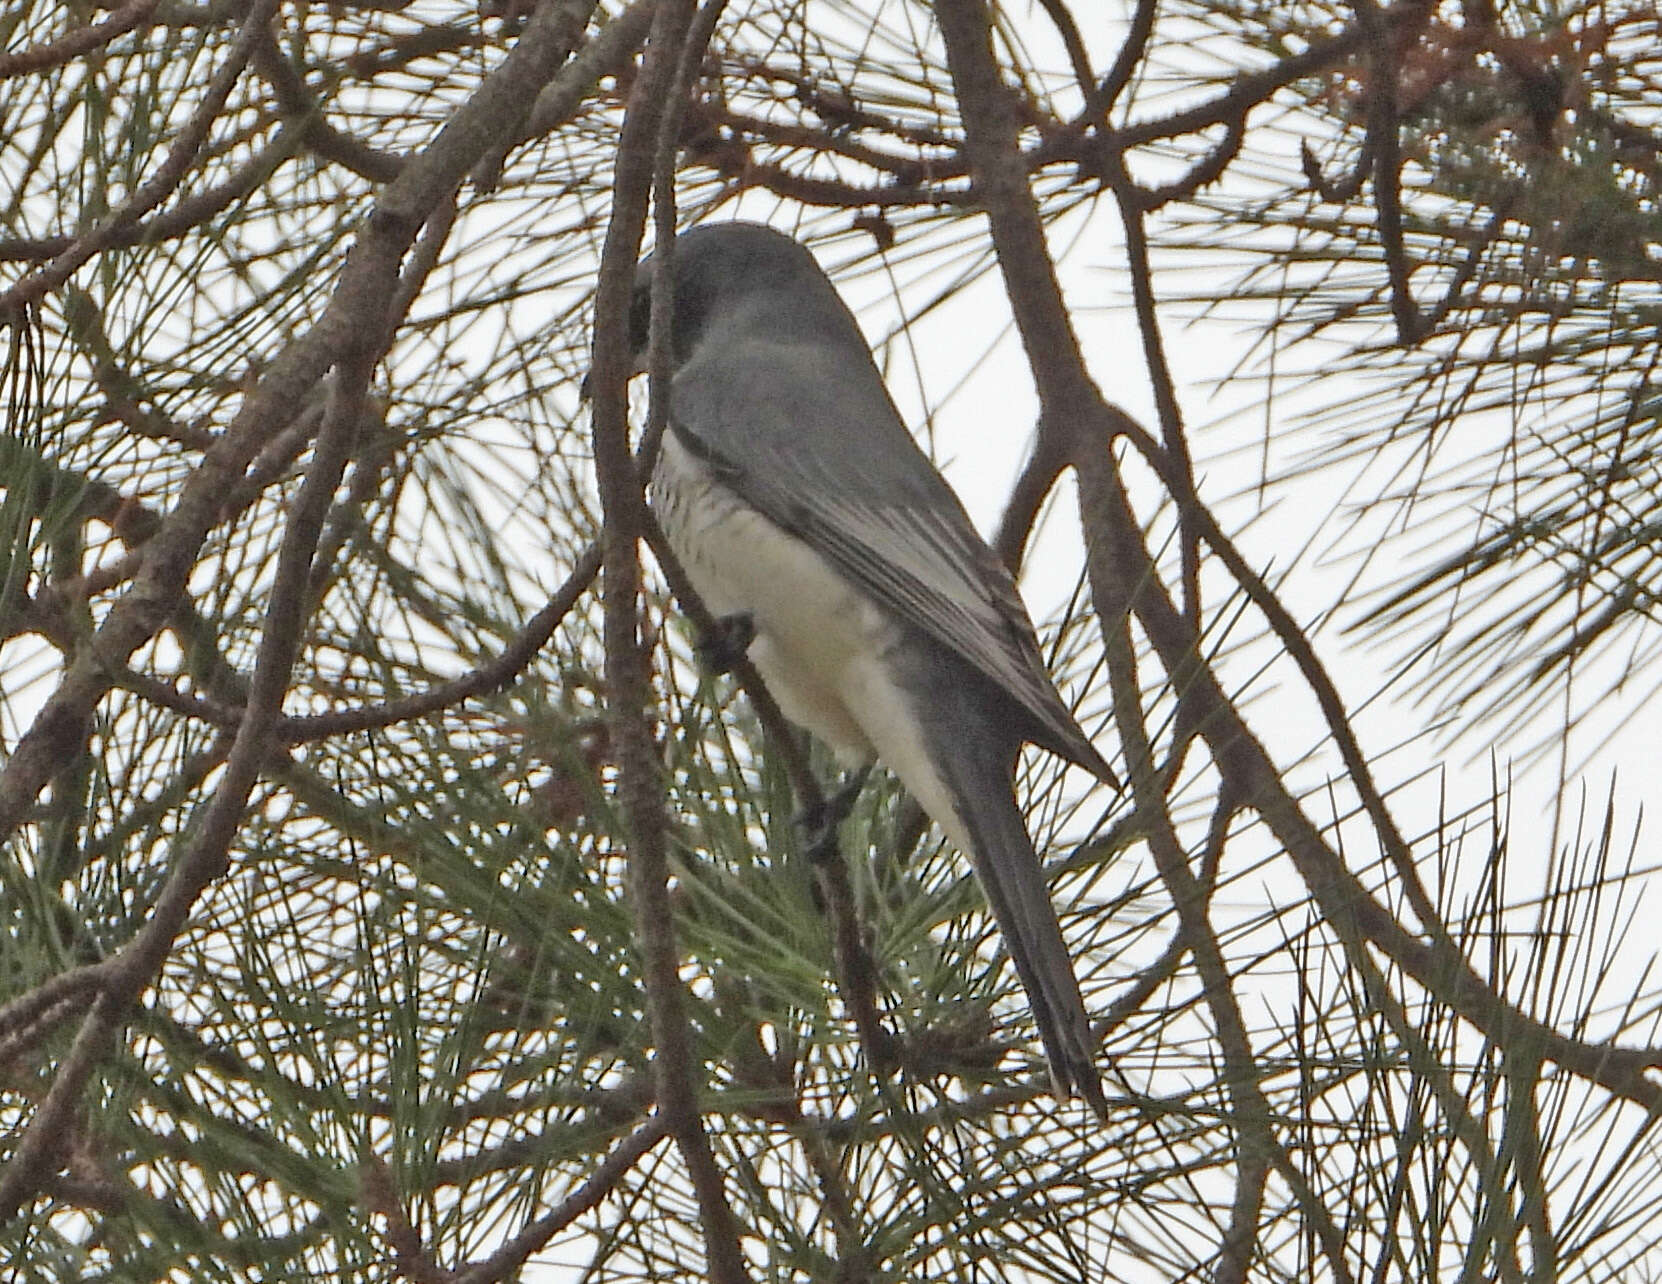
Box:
[0,0,161,79]
[642,40,897,1075]
[1354,0,1426,343]
[589,0,751,1280]
[1505,1045,1555,1276]
[0,123,305,265]
[991,419,1069,573]
[0,963,114,1057]
[1137,114,1248,210]
[1110,178,1201,624]
[472,0,660,193]
[342,22,487,80]
[688,102,945,187]
[934,5,1096,419]
[251,25,406,183]
[1301,135,1374,204]
[1109,24,1372,155]
[361,1153,454,1284]
[1033,0,1096,115]
[61,288,215,451]
[114,544,602,740]
[1089,0,1158,123]
[726,58,956,150]
[682,140,972,210]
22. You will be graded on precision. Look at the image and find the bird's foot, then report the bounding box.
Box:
[796,767,872,865]
[694,611,756,675]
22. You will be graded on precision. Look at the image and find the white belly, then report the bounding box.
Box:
[653,433,889,764]
[651,433,976,855]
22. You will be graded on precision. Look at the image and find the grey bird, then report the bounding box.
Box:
[635,222,1117,1113]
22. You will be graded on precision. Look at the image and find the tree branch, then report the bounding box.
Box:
[0,0,161,79]
[452,1119,671,1284]
[588,0,753,1278]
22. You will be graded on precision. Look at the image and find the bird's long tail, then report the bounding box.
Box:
[935,735,1107,1118]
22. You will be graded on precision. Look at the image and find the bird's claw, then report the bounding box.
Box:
[795,767,871,865]
[695,611,756,675]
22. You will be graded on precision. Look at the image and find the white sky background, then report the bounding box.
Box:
[5,2,1659,1276]
[700,4,1662,987]
[766,204,1654,876]
[602,188,1661,1278]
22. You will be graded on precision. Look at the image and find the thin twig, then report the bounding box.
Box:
[452,1119,671,1284]
[992,420,1068,573]
[0,0,161,80]
[1109,175,1202,624]
[472,0,660,193]
[0,962,113,1051]
[251,25,405,182]
[1089,0,1157,123]
[62,287,215,449]
[360,1153,454,1284]
[1353,0,1426,342]
[0,122,308,265]
[0,0,278,314]
[115,545,602,739]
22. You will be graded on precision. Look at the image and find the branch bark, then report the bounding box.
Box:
[587,0,753,1279]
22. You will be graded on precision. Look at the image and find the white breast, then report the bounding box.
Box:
[653,432,896,766]
[652,433,980,857]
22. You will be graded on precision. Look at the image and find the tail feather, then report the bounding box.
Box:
[940,745,1106,1117]
[860,633,1106,1116]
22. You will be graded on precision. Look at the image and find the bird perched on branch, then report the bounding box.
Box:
[633,221,1117,1115]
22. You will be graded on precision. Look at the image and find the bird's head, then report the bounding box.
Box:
[627,222,864,370]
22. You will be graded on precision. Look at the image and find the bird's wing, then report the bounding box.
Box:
[668,338,1116,784]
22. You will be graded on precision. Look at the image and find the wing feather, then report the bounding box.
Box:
[670,338,1116,784]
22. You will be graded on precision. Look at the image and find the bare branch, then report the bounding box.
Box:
[0,0,161,80]
[452,1119,671,1284]
[589,1,753,1278]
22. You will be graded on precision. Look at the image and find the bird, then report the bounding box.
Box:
[632,221,1117,1114]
